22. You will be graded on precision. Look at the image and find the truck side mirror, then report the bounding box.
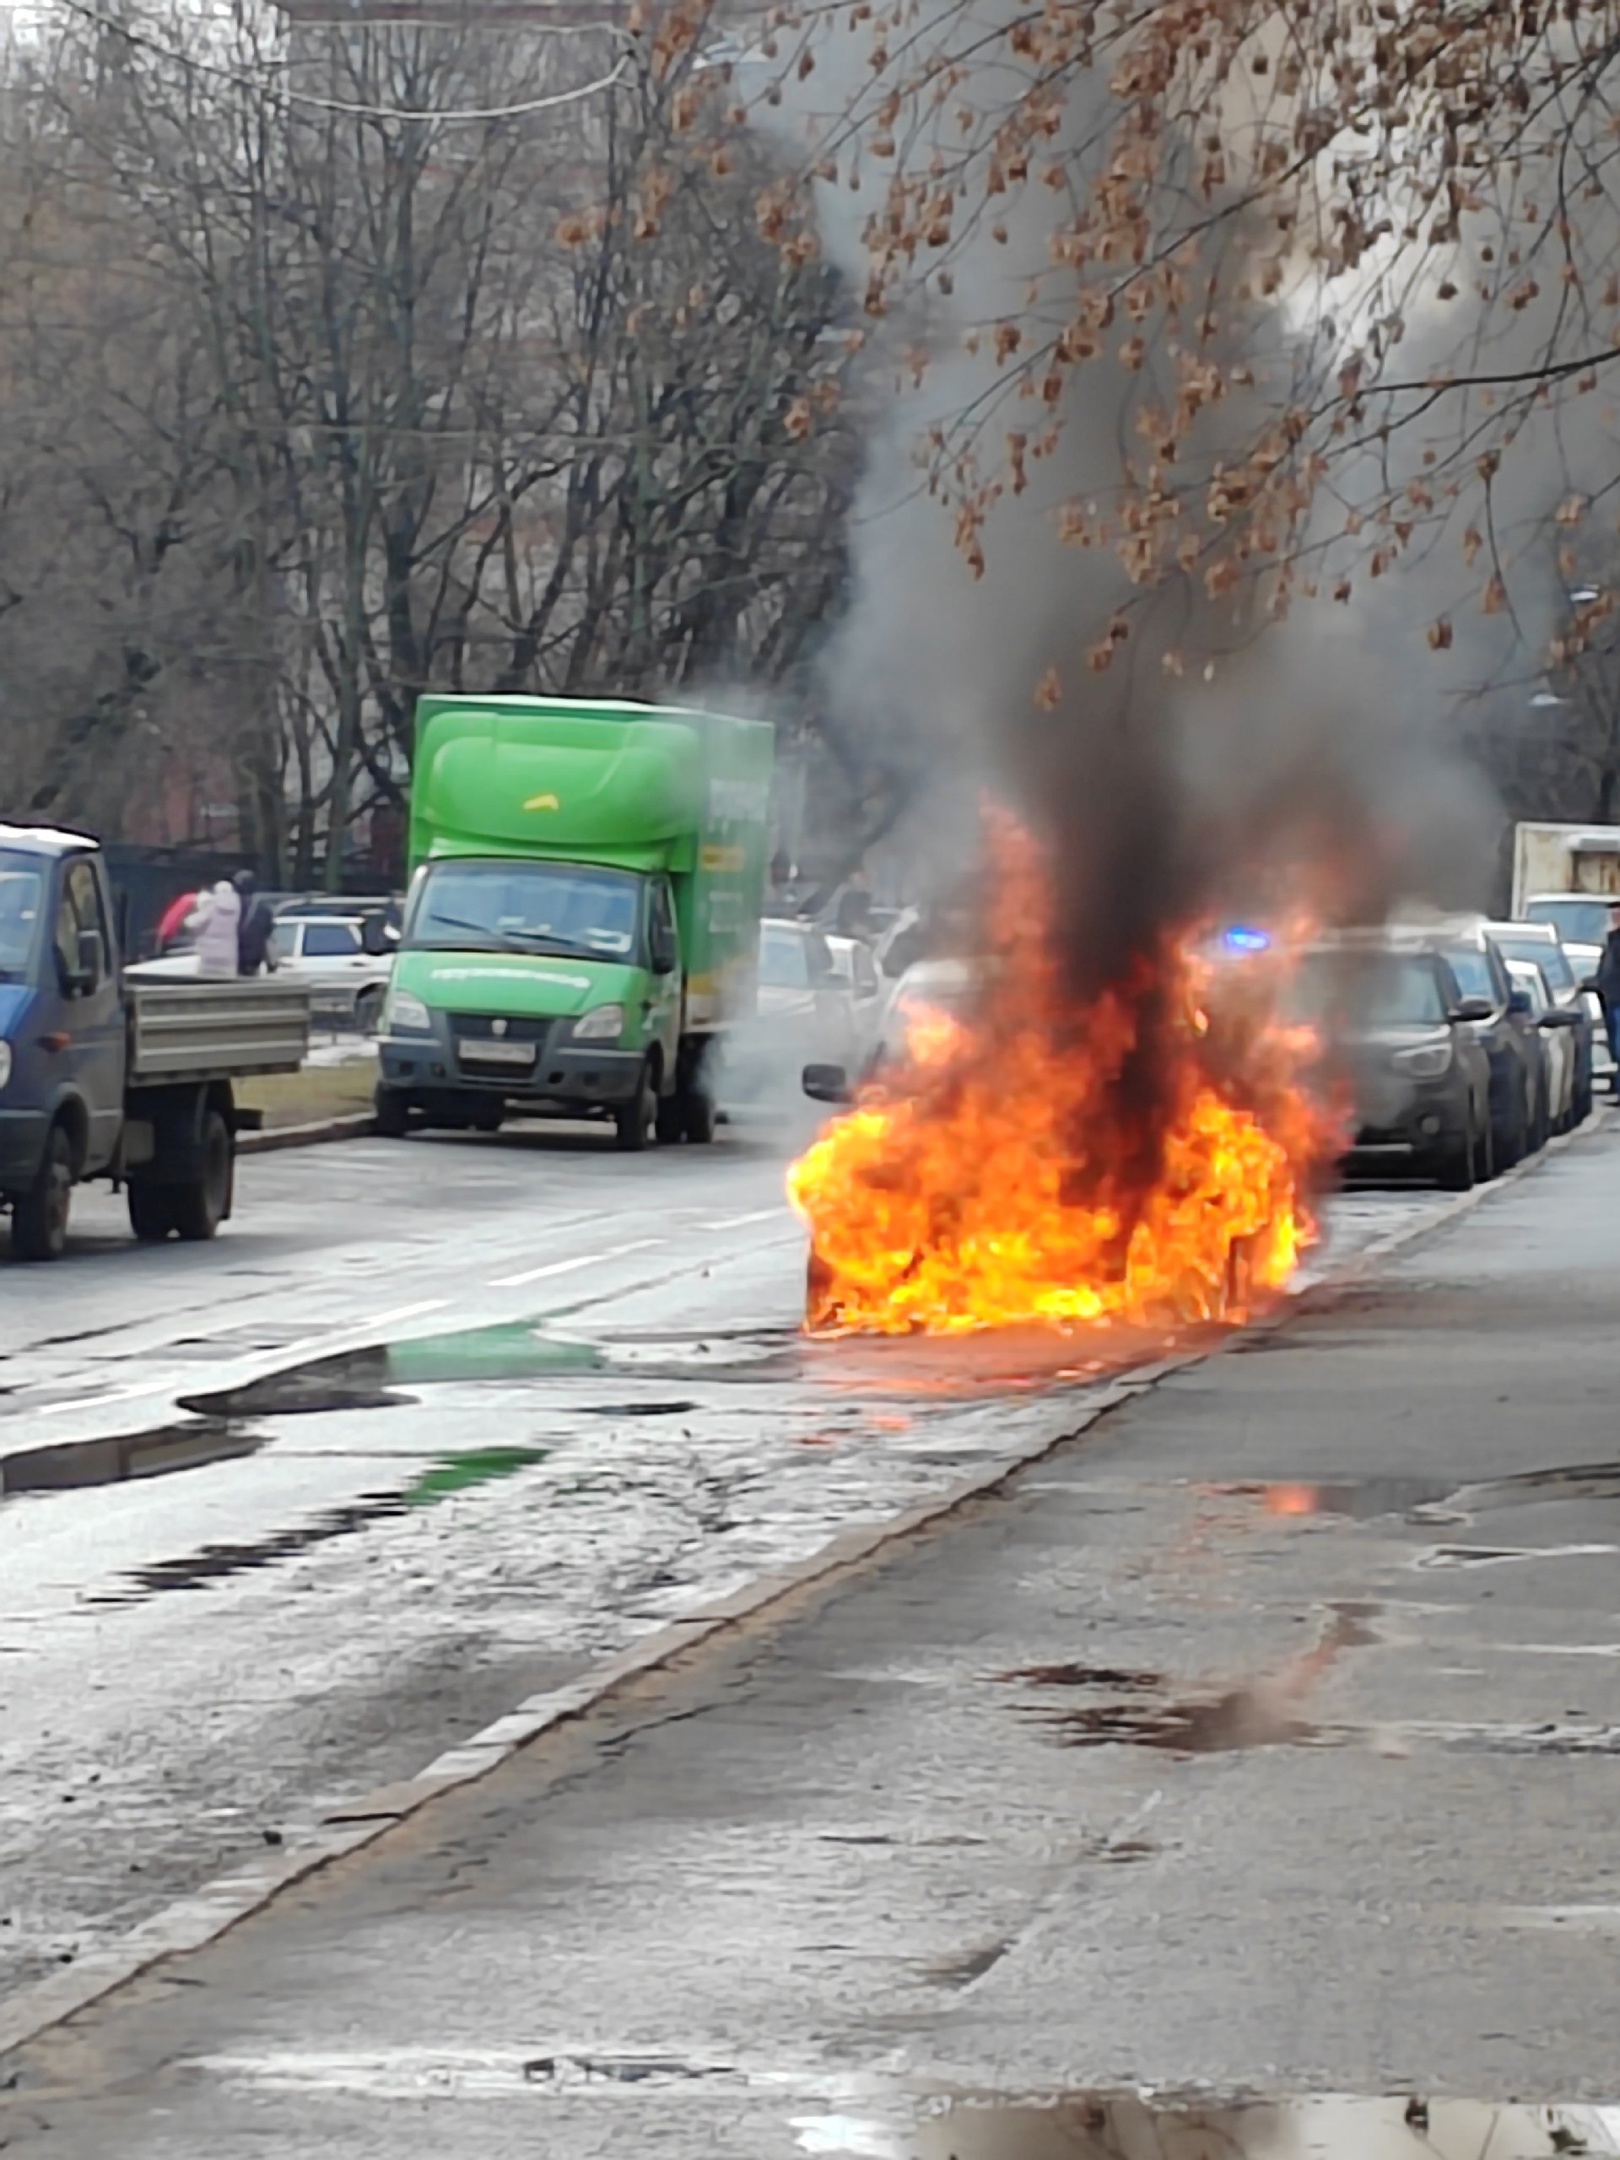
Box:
[69,928,104,993]
[360,915,392,957]
[651,928,678,975]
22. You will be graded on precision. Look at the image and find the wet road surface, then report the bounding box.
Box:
[1,1120,1614,2148]
[0,1122,1456,2005]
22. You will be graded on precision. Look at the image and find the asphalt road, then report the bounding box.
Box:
[0,1113,1538,2142]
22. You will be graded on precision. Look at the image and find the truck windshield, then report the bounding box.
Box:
[1524,897,1613,948]
[0,854,45,979]
[406,861,643,962]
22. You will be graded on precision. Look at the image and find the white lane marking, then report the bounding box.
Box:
[699,1207,784,1231]
[486,1239,659,1290]
[36,1384,160,1420]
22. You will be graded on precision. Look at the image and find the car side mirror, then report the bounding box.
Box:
[1451,996,1495,1023]
[1581,974,1601,995]
[1541,1009,1579,1029]
[802,1062,852,1105]
[1507,988,1533,1017]
[360,915,392,958]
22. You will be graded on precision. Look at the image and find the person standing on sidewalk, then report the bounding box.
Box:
[1597,901,1620,1093]
[184,880,242,979]
[233,870,278,976]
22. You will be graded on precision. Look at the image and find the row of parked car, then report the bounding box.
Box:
[752,907,1607,1196]
[1295,914,1607,1191]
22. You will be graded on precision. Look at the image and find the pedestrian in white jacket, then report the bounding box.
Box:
[186,880,242,978]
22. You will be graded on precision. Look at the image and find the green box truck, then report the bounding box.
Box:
[374,695,773,1149]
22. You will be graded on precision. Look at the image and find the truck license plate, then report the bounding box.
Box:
[458,1038,536,1066]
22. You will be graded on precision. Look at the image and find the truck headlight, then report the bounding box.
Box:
[388,990,433,1033]
[0,1040,10,1091]
[1394,1041,1452,1079]
[572,1003,624,1042]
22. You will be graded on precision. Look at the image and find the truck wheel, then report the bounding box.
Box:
[11,1124,73,1261]
[128,1183,178,1242]
[614,1061,658,1152]
[374,1085,411,1139]
[171,1111,233,1241]
[682,1085,717,1144]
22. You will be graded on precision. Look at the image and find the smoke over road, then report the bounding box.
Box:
[752,0,1600,972]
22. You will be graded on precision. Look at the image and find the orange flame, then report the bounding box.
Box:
[788,815,1338,1338]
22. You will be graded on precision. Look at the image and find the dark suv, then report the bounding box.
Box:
[1295,942,1494,1188]
[1412,922,1543,1166]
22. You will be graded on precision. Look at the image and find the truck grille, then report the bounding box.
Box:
[452,1014,552,1042]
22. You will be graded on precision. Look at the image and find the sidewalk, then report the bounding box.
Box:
[8,1132,1620,2154]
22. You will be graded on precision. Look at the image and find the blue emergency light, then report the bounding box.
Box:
[1222,925,1272,954]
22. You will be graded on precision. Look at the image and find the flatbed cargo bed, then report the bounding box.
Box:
[124,976,312,1087]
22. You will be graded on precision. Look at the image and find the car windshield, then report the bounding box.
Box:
[1495,934,1574,992]
[1525,897,1614,947]
[759,925,811,989]
[897,965,979,1014]
[406,862,642,960]
[0,854,45,979]
[1442,946,1497,1003]
[1293,953,1449,1028]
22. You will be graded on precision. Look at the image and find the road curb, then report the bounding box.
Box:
[238,1112,375,1153]
[1,1108,1612,2062]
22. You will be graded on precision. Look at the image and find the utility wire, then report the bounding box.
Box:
[51,0,635,121]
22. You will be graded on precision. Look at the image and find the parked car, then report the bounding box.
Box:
[724,917,861,1107]
[1505,958,1583,1134]
[1387,919,1543,1167]
[133,909,393,1032]
[273,914,394,1032]
[1489,919,1597,1118]
[1293,941,1494,1189]
[823,935,886,1067]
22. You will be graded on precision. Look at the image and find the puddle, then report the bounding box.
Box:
[793,2089,1620,2157]
[1217,1476,1463,1521]
[88,1446,552,1603]
[994,1663,1163,1690]
[405,1446,548,1505]
[1,1421,264,1498]
[176,2051,1620,2149]
[1007,1609,1374,1756]
[170,1308,1174,1431]
[180,1327,604,1418]
[1044,1691,1327,1753]
[1219,1461,1620,1530]
[89,1489,414,1602]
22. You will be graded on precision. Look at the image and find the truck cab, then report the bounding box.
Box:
[377,854,684,1146]
[1,822,311,1260]
[0,826,130,1247]
[374,696,772,1151]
